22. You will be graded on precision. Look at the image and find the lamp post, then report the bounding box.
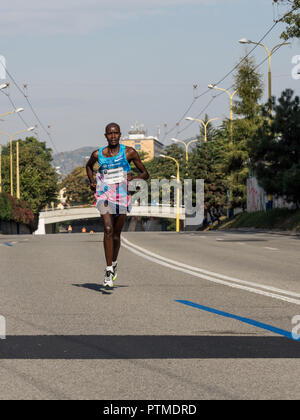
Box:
[160,154,180,233]
[239,38,290,118]
[16,127,34,199]
[171,137,197,161]
[208,84,238,143]
[186,117,218,143]
[0,126,34,196]
[0,107,25,194]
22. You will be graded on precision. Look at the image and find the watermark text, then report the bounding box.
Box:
[0,55,6,80]
[0,315,6,339]
[291,55,300,80]
[291,315,300,340]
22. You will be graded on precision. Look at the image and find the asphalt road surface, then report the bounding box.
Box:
[0,230,299,400]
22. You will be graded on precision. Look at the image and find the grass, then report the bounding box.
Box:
[213,208,300,233]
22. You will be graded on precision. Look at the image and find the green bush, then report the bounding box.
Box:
[218,208,300,232]
[0,193,13,221]
[0,192,34,226]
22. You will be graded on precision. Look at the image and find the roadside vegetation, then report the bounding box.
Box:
[215,208,300,233]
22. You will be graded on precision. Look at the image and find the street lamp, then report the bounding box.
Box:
[0,108,24,118]
[0,127,34,196]
[208,84,238,142]
[239,38,290,118]
[171,137,197,161]
[186,117,218,143]
[0,83,9,90]
[160,154,180,233]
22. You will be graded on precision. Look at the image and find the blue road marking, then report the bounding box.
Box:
[176,300,300,342]
[3,242,13,247]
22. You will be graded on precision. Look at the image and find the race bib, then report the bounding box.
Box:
[102,167,125,185]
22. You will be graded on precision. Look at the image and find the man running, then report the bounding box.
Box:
[86,123,149,289]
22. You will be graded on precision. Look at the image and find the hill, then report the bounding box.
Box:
[53,146,97,178]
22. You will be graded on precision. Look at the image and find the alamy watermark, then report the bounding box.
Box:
[97,178,204,226]
[0,55,6,80]
[0,315,6,340]
[291,55,300,80]
[291,315,300,341]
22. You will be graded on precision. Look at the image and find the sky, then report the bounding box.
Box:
[0,0,299,153]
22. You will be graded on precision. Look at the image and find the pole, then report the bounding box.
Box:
[16,141,20,199]
[230,96,233,142]
[161,154,181,232]
[245,41,289,119]
[189,118,218,143]
[208,86,237,143]
[176,163,180,233]
[10,135,13,196]
[0,129,30,197]
[268,64,272,120]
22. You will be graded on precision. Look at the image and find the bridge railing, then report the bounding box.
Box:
[41,203,185,212]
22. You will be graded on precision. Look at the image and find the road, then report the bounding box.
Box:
[0,231,299,400]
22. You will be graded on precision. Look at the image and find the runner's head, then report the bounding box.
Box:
[105,123,121,148]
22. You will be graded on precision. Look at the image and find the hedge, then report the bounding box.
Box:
[0,192,34,226]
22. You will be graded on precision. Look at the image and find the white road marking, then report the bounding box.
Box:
[264,247,279,251]
[122,236,300,306]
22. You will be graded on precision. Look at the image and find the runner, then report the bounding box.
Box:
[86,123,149,289]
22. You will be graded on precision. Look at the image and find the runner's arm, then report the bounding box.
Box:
[86,150,99,191]
[126,147,149,181]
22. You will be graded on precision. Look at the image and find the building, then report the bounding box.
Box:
[121,122,164,161]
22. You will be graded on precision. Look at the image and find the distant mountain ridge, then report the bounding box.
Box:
[53,146,97,178]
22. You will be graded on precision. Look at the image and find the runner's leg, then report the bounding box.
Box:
[112,214,126,262]
[101,211,114,267]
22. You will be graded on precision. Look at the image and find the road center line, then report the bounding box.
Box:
[121,236,300,305]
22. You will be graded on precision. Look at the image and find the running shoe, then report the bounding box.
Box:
[103,270,114,289]
[112,262,118,281]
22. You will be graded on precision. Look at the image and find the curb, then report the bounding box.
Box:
[218,227,300,237]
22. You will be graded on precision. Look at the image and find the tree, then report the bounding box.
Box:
[249,89,300,206]
[220,55,264,210]
[61,166,95,205]
[188,135,227,221]
[144,144,186,182]
[274,0,300,40]
[1,137,59,213]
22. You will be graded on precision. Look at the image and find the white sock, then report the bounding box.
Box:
[106,265,113,272]
[112,261,117,267]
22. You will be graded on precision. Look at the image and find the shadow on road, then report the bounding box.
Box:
[73,283,128,295]
[217,239,268,243]
[0,335,299,359]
